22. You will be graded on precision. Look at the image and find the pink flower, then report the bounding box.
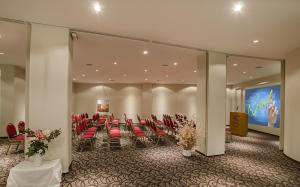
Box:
[35,130,46,140]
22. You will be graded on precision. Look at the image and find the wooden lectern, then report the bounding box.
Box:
[230,112,248,137]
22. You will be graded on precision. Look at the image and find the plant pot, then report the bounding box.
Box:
[33,154,43,167]
[182,149,192,157]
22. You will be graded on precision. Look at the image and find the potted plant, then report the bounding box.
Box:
[25,129,61,166]
[177,121,196,157]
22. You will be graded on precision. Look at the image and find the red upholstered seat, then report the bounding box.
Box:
[156,129,166,136]
[84,131,95,135]
[88,127,97,131]
[140,119,146,125]
[80,134,94,140]
[14,135,25,141]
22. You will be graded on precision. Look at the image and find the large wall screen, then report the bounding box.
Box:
[245,85,280,128]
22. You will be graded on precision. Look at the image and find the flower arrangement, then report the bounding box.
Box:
[177,120,196,150]
[25,129,62,157]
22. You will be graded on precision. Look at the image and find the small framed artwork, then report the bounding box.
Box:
[97,99,109,113]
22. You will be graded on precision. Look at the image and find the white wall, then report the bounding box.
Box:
[14,67,26,124]
[73,83,197,123]
[284,47,300,162]
[0,65,25,137]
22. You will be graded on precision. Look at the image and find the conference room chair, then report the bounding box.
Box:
[6,123,25,154]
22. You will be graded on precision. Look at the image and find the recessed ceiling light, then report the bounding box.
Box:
[257,81,269,85]
[193,70,197,73]
[82,74,86,77]
[173,62,178,66]
[165,75,169,78]
[73,78,76,81]
[181,80,185,82]
[143,50,148,55]
[157,80,160,82]
[108,78,114,81]
[145,78,148,81]
[144,69,148,73]
[233,63,238,67]
[113,61,118,65]
[123,74,127,77]
[95,69,99,72]
[233,2,243,13]
[242,71,247,74]
[253,40,259,44]
[0,52,5,55]
[249,76,253,79]
[94,2,102,14]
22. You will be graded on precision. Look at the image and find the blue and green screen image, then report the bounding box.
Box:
[245,85,280,128]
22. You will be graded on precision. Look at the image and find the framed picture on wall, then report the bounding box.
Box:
[97,99,109,112]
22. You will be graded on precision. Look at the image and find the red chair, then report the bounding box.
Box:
[105,122,121,148]
[127,120,147,147]
[75,123,96,151]
[18,121,26,134]
[6,123,25,154]
[149,121,167,145]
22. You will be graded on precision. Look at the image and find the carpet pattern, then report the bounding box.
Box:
[1,131,300,187]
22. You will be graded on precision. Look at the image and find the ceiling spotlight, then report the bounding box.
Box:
[96,69,99,72]
[73,78,76,81]
[233,63,238,67]
[113,61,118,65]
[145,78,148,81]
[143,50,148,55]
[165,75,169,78]
[249,76,253,79]
[193,70,197,73]
[144,69,148,73]
[173,62,178,66]
[82,74,86,77]
[123,74,127,77]
[94,2,102,14]
[0,52,5,55]
[233,2,243,13]
[242,71,247,74]
[253,40,259,44]
[108,78,113,81]
[181,80,185,82]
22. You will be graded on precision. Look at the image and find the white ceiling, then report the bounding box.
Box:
[0,21,28,67]
[0,0,300,59]
[226,56,280,85]
[0,21,280,85]
[73,32,202,84]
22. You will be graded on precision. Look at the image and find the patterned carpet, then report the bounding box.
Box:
[1,130,300,187]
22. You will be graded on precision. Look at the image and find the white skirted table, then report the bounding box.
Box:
[7,159,62,187]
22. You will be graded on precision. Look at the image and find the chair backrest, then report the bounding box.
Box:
[6,123,17,138]
[18,121,25,134]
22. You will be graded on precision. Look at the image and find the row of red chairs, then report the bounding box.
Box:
[75,120,97,151]
[6,121,25,154]
[105,121,121,148]
[163,114,178,131]
[126,119,147,147]
[145,119,167,144]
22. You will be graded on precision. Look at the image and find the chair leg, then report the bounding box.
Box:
[6,143,11,155]
[16,144,19,151]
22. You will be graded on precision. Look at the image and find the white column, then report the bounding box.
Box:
[0,65,15,137]
[27,24,72,172]
[196,51,226,156]
[141,83,153,119]
[284,47,300,162]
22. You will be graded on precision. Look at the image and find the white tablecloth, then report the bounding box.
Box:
[7,159,62,187]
